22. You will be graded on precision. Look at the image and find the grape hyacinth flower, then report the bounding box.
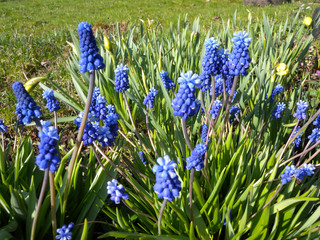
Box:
[186,143,207,171]
[143,87,159,109]
[202,37,221,75]
[42,89,60,112]
[199,71,212,92]
[313,114,320,128]
[291,126,302,148]
[209,100,223,119]
[56,223,74,240]
[89,88,108,121]
[74,112,98,146]
[270,84,283,102]
[227,31,252,76]
[152,155,181,201]
[160,71,175,91]
[0,119,7,132]
[172,83,200,120]
[293,100,308,120]
[138,151,146,164]
[229,105,240,123]
[295,163,315,181]
[114,64,130,93]
[201,124,208,142]
[78,22,105,73]
[272,102,286,119]
[12,82,42,125]
[35,121,61,172]
[107,179,129,204]
[308,128,320,143]
[177,71,201,89]
[280,165,296,184]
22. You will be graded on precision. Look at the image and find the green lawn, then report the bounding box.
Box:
[0,0,318,123]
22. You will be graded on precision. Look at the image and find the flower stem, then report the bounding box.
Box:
[249,184,283,221]
[158,199,168,235]
[49,172,56,239]
[146,107,158,157]
[189,168,195,223]
[0,132,6,183]
[216,75,238,152]
[91,146,114,178]
[181,119,193,151]
[31,169,49,240]
[62,71,95,218]
[49,110,58,239]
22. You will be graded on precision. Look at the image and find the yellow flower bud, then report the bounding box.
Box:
[103,35,112,52]
[304,17,312,27]
[276,63,289,76]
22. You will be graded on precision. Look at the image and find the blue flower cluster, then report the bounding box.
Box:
[293,100,308,120]
[160,71,175,91]
[143,87,159,109]
[43,89,60,112]
[35,121,60,173]
[199,71,212,92]
[209,100,222,119]
[0,119,7,132]
[172,72,200,120]
[78,22,105,73]
[227,31,252,76]
[186,143,207,171]
[202,38,221,75]
[114,64,130,93]
[272,102,286,119]
[12,82,42,125]
[56,223,74,240]
[74,88,119,146]
[308,128,320,143]
[138,151,146,164]
[291,126,302,148]
[201,124,208,142]
[107,179,129,204]
[270,84,283,102]
[229,105,240,123]
[313,115,320,128]
[152,155,181,201]
[280,164,315,184]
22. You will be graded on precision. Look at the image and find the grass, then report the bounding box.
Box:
[0,0,318,124]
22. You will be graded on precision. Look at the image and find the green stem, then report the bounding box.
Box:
[189,168,195,223]
[0,132,6,183]
[146,107,158,157]
[158,199,168,235]
[62,72,95,219]
[31,169,49,240]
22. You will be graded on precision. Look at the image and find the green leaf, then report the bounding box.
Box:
[80,218,88,240]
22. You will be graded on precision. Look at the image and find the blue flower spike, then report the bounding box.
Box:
[228,31,252,76]
[209,100,223,119]
[138,151,147,164]
[0,119,7,132]
[186,143,207,171]
[35,121,61,173]
[12,82,42,125]
[114,64,130,93]
[272,102,286,119]
[293,100,308,120]
[56,223,74,240]
[107,179,129,204]
[43,89,61,112]
[78,22,105,73]
[143,87,159,109]
[152,155,181,201]
[160,71,175,91]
